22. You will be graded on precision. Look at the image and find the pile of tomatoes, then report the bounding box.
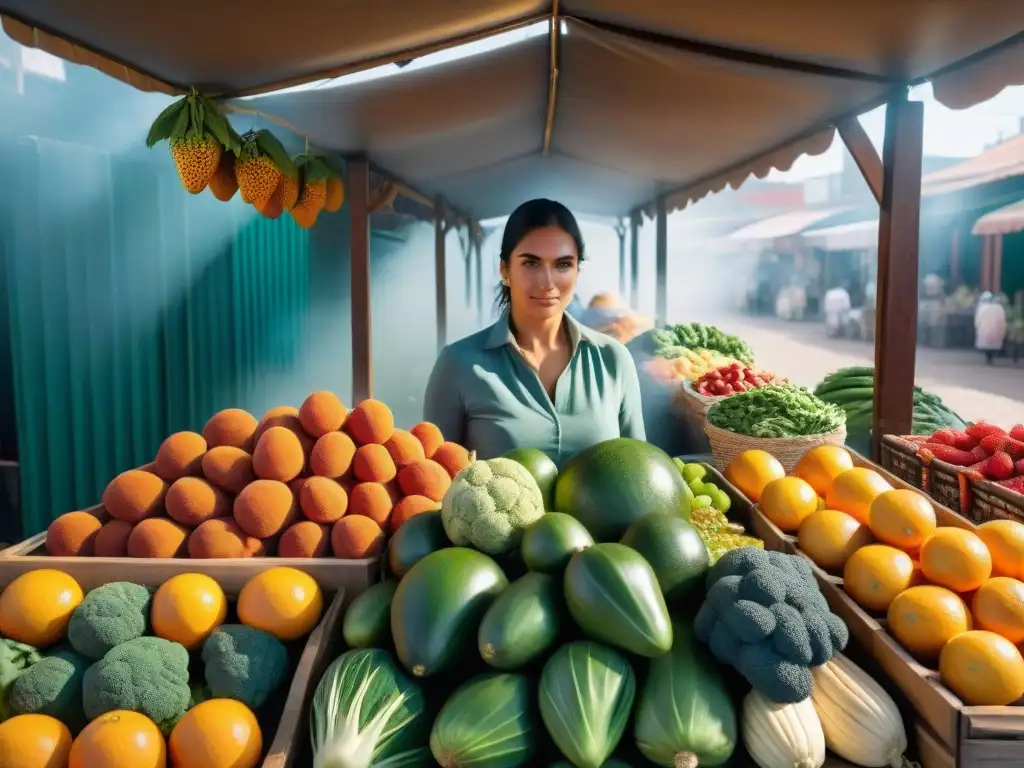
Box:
[693,363,784,397]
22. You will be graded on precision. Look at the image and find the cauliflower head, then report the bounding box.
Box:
[82,636,191,733]
[202,624,289,709]
[441,457,544,554]
[68,581,151,660]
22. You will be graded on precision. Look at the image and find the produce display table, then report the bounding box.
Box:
[714,452,1024,767]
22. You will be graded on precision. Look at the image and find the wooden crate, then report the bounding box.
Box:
[0,501,378,593]
[0,566,346,768]
[968,476,1024,526]
[880,434,928,490]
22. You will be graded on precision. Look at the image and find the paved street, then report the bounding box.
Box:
[700,314,1023,427]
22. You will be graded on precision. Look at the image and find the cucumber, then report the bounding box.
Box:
[818,386,875,405]
[521,512,595,574]
[386,510,450,578]
[478,572,563,670]
[391,547,508,677]
[342,579,397,649]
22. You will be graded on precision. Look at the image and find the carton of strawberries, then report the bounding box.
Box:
[918,422,1024,494]
[692,363,785,397]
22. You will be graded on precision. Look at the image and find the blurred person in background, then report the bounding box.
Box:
[974,291,1007,365]
[823,282,852,338]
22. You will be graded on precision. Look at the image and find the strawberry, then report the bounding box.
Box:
[980,434,1010,456]
[920,443,976,466]
[951,431,977,450]
[1015,458,1024,476]
[931,429,957,446]
[972,446,990,463]
[967,422,1008,440]
[985,451,1015,481]
[1011,424,1024,442]
[998,476,1024,494]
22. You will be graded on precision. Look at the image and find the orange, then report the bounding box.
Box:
[824,468,892,525]
[971,577,1024,644]
[919,527,992,593]
[151,573,228,650]
[794,444,855,497]
[723,450,785,503]
[887,584,972,661]
[0,569,83,647]
[237,566,323,641]
[939,630,1024,706]
[976,519,1024,580]
[843,544,919,613]
[69,710,166,768]
[759,476,820,533]
[868,489,937,552]
[0,713,72,768]
[797,509,874,574]
[169,699,262,768]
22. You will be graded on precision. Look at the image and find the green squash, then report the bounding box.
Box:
[430,673,536,767]
[391,547,508,678]
[564,543,673,657]
[504,447,559,511]
[620,514,709,602]
[342,579,397,649]
[553,438,691,541]
[539,641,635,768]
[521,513,594,574]
[634,621,737,767]
[386,510,449,578]
[478,572,563,670]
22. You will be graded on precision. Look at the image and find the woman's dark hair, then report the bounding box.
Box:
[496,198,585,311]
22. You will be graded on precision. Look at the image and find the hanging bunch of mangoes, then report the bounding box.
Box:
[146,87,344,229]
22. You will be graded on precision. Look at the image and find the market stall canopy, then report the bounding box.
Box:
[922,133,1024,197]
[3,1,1024,219]
[727,208,849,242]
[802,219,880,251]
[972,198,1024,236]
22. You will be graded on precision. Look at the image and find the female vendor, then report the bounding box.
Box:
[423,198,645,465]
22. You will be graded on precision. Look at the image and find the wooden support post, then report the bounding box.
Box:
[615,221,627,299]
[994,234,1004,294]
[872,94,924,459]
[838,118,884,205]
[950,228,960,288]
[435,199,448,353]
[655,196,668,325]
[348,157,372,402]
[629,211,641,310]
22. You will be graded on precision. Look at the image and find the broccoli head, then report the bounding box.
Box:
[82,635,191,733]
[8,647,89,732]
[201,624,289,710]
[440,457,544,554]
[695,546,849,703]
[0,638,42,721]
[68,582,151,660]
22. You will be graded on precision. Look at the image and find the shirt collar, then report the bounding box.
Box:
[484,310,592,352]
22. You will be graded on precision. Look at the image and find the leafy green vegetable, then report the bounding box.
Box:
[707,384,845,438]
[630,323,753,364]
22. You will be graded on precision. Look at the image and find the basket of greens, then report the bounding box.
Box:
[703,384,847,472]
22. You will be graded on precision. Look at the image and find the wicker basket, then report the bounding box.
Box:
[703,420,848,473]
[679,382,726,420]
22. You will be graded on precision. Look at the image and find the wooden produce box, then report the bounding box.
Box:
[0,505,378,594]
[879,434,928,491]
[967,475,1024,526]
[727,454,1024,766]
[0,567,347,768]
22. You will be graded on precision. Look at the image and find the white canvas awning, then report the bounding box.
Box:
[972,198,1024,236]
[727,208,849,242]
[803,218,880,250]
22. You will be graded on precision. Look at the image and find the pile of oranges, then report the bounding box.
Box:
[725,444,1024,709]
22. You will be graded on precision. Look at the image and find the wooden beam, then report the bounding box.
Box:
[629,211,641,310]
[348,157,372,402]
[435,199,448,353]
[838,118,884,204]
[872,94,924,458]
[655,198,668,325]
[542,1,561,155]
[615,220,627,299]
